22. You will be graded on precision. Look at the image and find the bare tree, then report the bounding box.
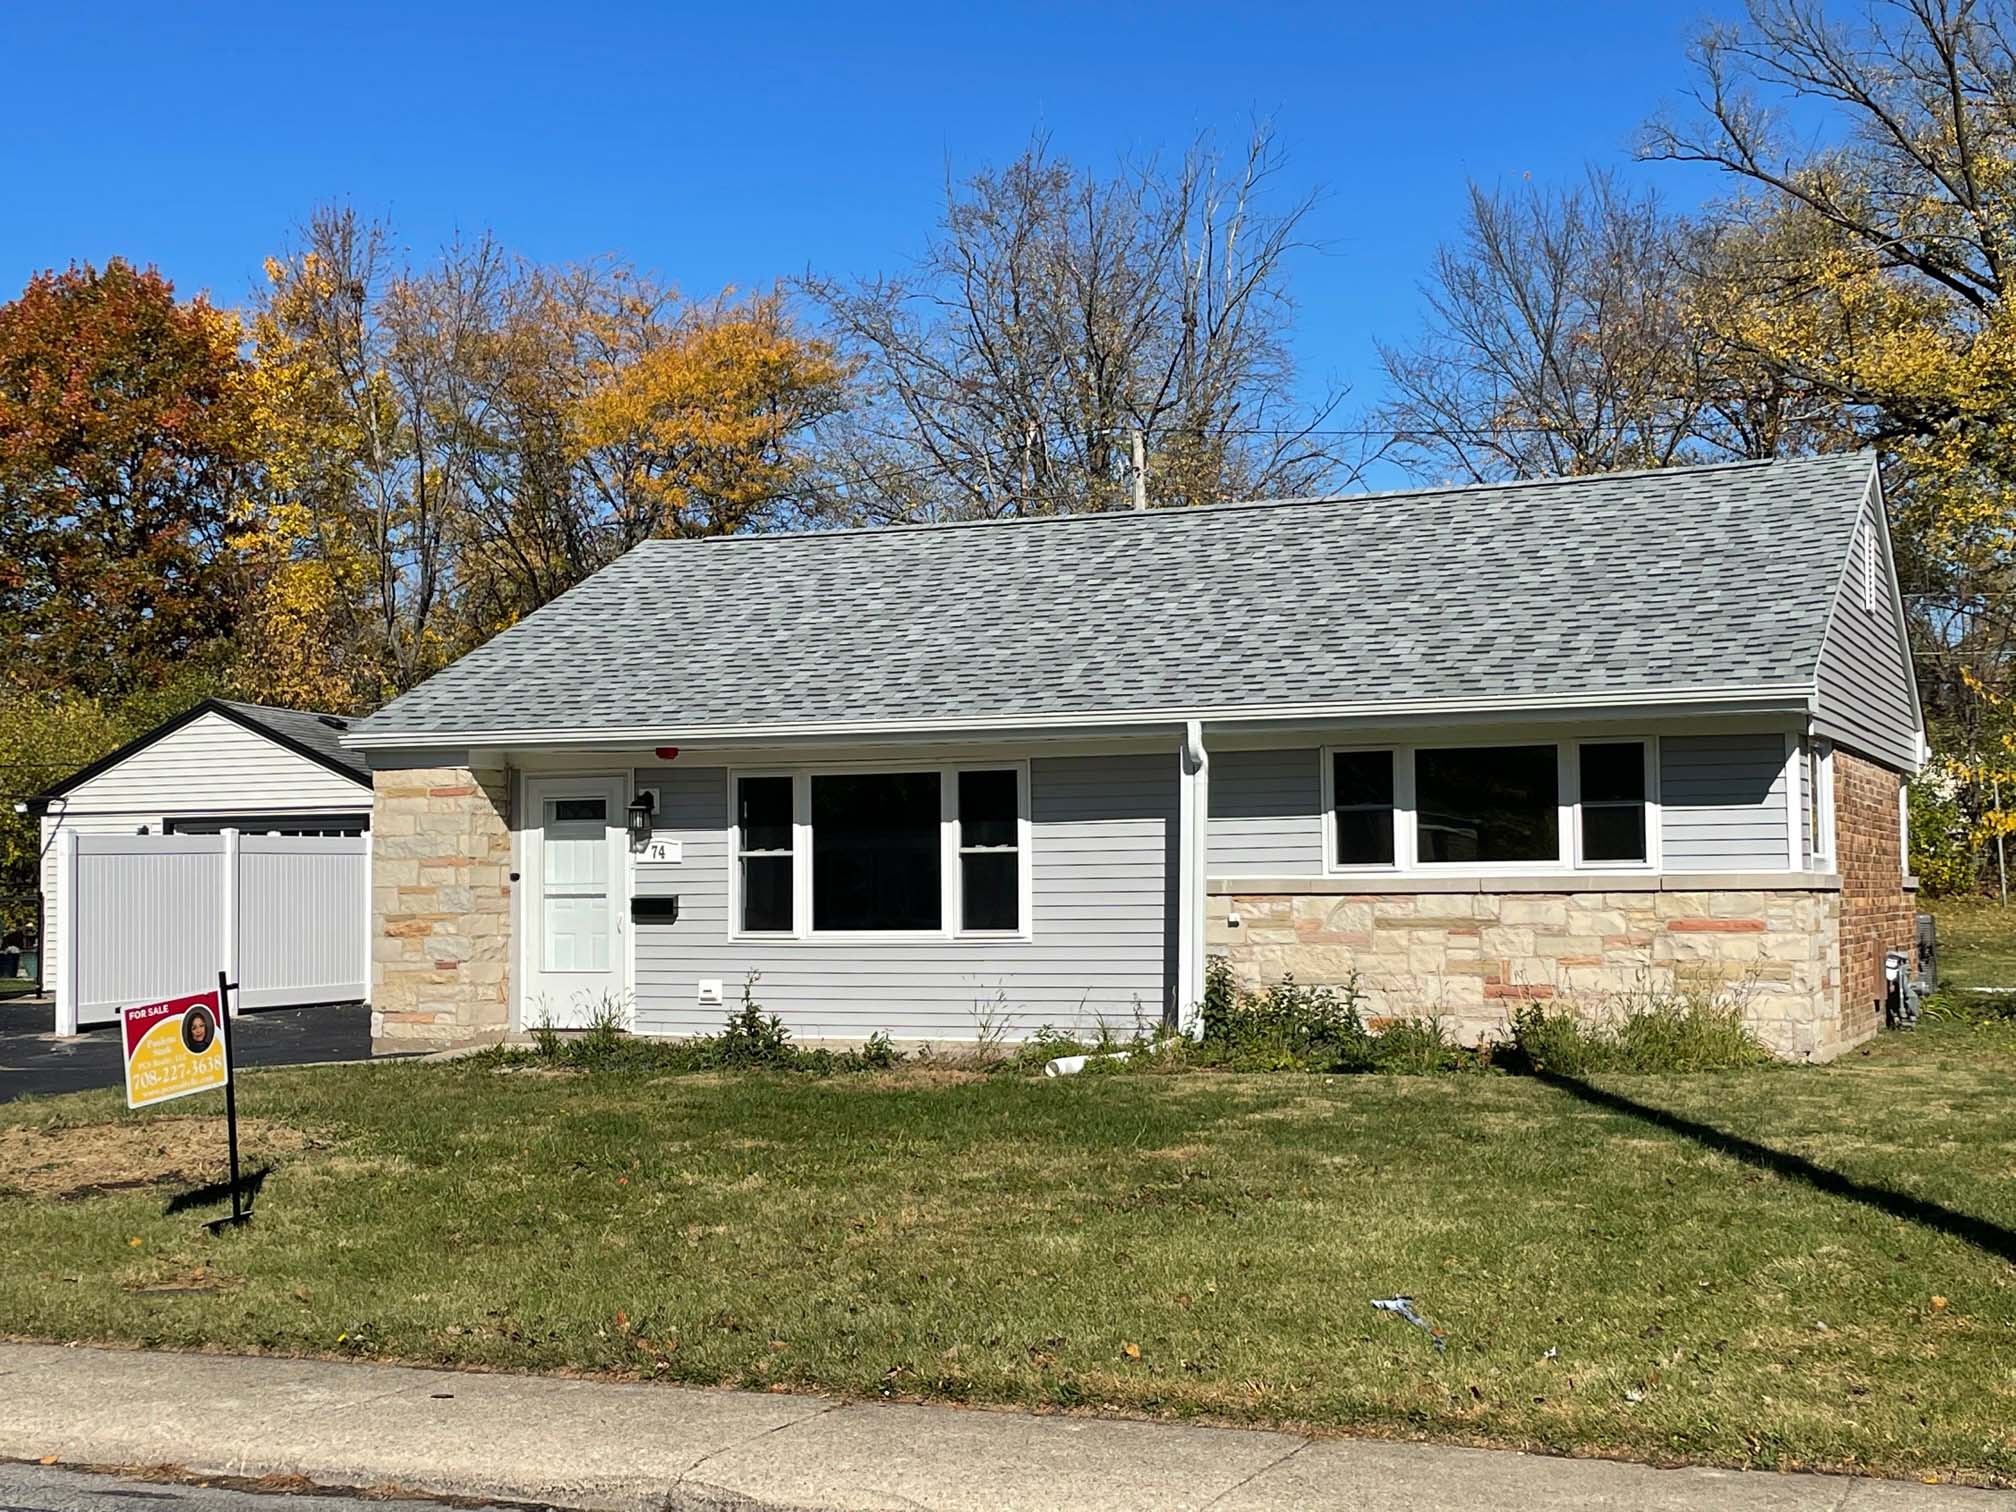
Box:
[1641,0,2016,317]
[1376,172,1824,483]
[802,127,1362,522]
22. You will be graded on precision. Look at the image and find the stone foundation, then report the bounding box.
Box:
[1833,749,1915,1043]
[1208,882,1855,1061]
[371,765,513,1050]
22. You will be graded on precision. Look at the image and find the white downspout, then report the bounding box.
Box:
[1178,720,1209,1037]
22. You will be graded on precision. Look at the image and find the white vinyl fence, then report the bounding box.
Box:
[57,829,368,1031]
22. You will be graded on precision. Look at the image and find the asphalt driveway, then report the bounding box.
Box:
[0,999,375,1103]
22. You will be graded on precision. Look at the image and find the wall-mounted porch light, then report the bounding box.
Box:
[625,790,657,850]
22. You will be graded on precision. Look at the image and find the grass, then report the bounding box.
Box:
[1,1021,2014,1485]
[1927,896,2016,992]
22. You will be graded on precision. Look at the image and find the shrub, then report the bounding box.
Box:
[1366,1016,1475,1075]
[1196,958,1375,1071]
[491,975,905,1077]
[1507,990,1769,1074]
[709,977,796,1069]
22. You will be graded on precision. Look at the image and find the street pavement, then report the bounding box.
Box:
[0,1461,814,1512]
[1,1343,2010,1511]
[0,1000,374,1103]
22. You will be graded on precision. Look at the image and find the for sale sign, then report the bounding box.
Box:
[121,990,229,1110]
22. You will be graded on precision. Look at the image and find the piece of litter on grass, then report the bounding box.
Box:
[1541,1346,1558,1361]
[1371,1296,1446,1354]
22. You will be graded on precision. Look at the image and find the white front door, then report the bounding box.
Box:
[523,777,626,1030]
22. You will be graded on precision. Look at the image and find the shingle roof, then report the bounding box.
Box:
[349,452,1878,745]
[217,701,371,781]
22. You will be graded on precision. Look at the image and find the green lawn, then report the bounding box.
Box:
[1929,896,2016,992]
[2,1017,2014,1485]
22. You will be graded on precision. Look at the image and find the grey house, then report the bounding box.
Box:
[348,451,1923,1061]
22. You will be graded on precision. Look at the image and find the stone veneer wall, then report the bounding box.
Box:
[1208,884,1856,1061]
[1833,749,1915,1044]
[371,765,512,1049]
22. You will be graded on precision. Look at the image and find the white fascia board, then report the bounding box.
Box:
[343,683,1816,752]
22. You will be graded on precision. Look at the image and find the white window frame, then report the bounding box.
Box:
[1572,737,1661,871]
[726,759,1032,943]
[730,769,798,936]
[1320,737,1659,877]
[1899,782,1912,878]
[954,767,1027,935]
[1319,744,1406,872]
[1807,738,1835,866]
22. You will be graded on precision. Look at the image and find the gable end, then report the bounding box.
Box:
[1812,475,1923,772]
[39,699,372,803]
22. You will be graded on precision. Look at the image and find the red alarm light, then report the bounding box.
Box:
[654,746,681,761]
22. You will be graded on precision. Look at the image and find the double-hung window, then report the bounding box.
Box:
[957,769,1021,931]
[1578,743,1649,864]
[734,765,1026,936]
[1330,750,1396,867]
[735,776,795,933]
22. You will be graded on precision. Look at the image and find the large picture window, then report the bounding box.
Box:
[733,764,1027,936]
[812,772,942,931]
[1415,744,1559,864]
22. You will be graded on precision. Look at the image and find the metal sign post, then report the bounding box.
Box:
[207,969,250,1234]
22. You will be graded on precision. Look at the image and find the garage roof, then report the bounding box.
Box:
[38,699,370,801]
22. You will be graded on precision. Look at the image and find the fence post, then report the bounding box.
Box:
[56,829,77,1035]
[361,820,373,1009]
[221,828,241,1015]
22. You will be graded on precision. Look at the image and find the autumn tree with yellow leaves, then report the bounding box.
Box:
[235,210,848,711]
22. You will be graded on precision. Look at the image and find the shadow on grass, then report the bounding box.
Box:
[1532,1071,2016,1267]
[163,1164,270,1217]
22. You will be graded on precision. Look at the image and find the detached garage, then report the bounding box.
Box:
[27,700,373,1030]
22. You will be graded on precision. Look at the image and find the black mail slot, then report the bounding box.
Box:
[631,896,680,924]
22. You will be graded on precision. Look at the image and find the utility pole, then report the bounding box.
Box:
[1131,427,1148,511]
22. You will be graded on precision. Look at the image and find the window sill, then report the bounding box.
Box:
[1207,871,1843,896]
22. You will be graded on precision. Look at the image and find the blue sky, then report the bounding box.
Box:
[1,1,1741,478]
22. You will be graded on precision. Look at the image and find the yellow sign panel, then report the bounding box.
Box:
[121,991,229,1110]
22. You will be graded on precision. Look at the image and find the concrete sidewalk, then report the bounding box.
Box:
[0,1344,2006,1512]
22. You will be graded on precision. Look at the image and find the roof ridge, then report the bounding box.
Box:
[217,697,353,722]
[639,450,1874,551]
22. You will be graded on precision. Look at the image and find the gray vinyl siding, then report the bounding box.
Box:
[1814,490,1921,771]
[1207,747,1324,875]
[1658,734,1790,870]
[630,752,1176,1041]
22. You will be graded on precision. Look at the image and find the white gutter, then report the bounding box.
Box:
[342,683,1816,751]
[1176,720,1209,1038]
